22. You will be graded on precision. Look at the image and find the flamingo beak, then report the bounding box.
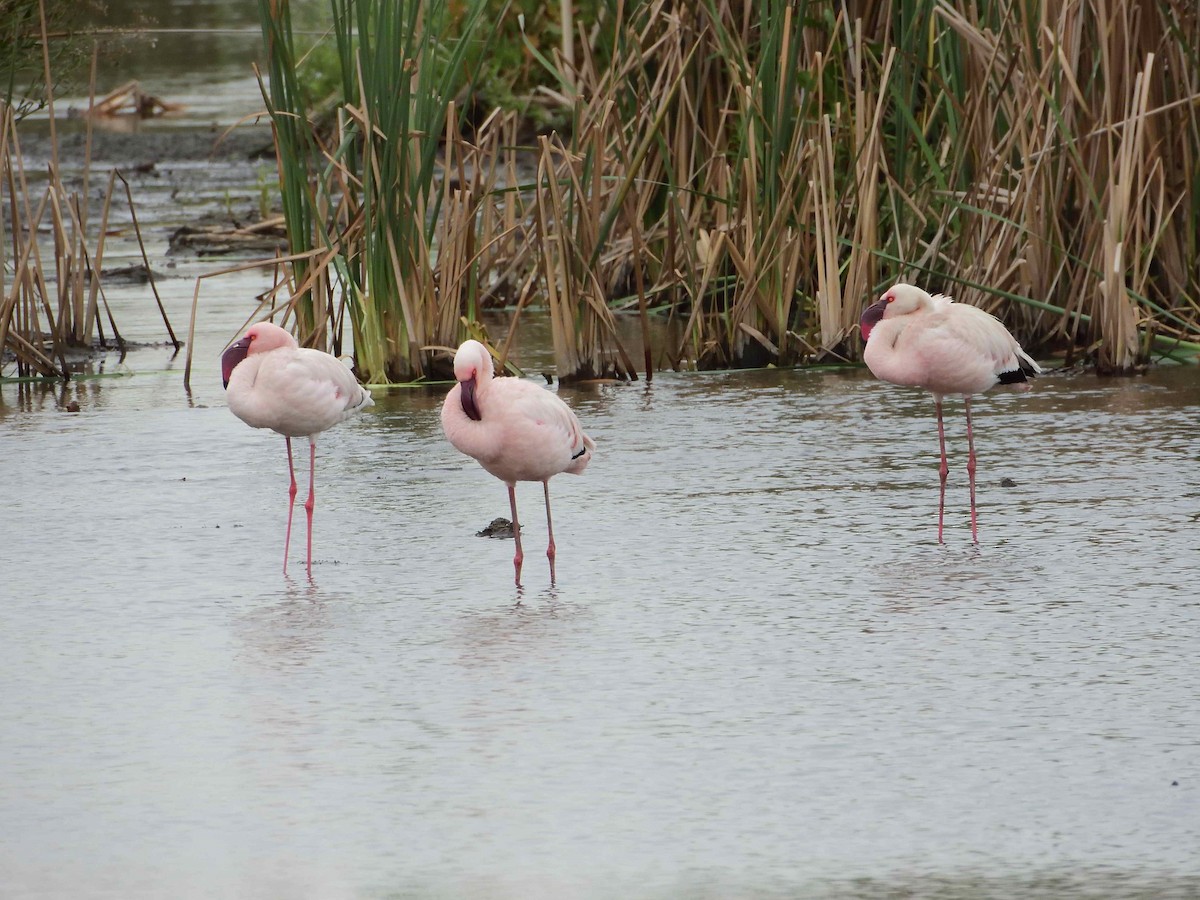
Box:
[859,298,888,341]
[221,337,252,388]
[459,374,481,421]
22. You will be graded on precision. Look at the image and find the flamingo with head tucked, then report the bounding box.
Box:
[221,322,374,577]
[860,282,1042,543]
[441,339,595,585]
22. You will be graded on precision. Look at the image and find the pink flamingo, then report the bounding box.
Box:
[860,282,1042,543]
[221,322,374,577]
[441,339,595,585]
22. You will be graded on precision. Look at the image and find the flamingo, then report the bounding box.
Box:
[441,339,595,585]
[221,322,374,577]
[860,282,1042,543]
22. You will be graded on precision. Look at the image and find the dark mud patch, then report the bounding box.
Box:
[24,123,274,167]
[16,123,284,265]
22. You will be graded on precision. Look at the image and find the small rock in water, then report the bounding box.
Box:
[65,400,81,413]
[476,517,516,539]
[1000,477,1017,487]
[102,263,154,284]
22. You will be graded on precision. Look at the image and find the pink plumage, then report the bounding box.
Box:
[860,282,1041,543]
[441,339,595,585]
[222,322,373,577]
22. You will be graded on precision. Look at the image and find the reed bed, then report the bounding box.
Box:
[252,0,505,383]
[249,0,1200,380]
[0,97,175,382]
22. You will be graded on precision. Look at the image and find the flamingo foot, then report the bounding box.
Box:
[935,400,948,545]
[305,439,317,579]
[543,481,557,584]
[283,436,298,574]
[965,397,979,544]
[508,483,524,586]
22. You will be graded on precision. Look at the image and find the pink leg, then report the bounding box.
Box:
[935,399,948,544]
[304,438,317,579]
[965,397,978,544]
[543,480,557,584]
[283,436,298,575]
[508,484,524,586]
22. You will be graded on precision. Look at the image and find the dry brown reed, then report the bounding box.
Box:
[579,0,1200,371]
[244,0,1200,380]
[928,0,1200,370]
[1,95,175,382]
[2,7,180,384]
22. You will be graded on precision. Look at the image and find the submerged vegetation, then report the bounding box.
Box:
[247,0,1200,381]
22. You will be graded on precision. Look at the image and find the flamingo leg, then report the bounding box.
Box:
[507,484,524,586]
[543,480,557,584]
[304,438,317,579]
[965,397,978,543]
[283,436,298,574]
[935,398,948,544]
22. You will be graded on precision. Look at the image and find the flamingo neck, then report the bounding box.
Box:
[460,376,481,421]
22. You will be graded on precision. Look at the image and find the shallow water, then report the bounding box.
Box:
[3,328,1199,897]
[5,3,1200,896]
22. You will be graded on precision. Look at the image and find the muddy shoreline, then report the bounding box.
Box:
[19,120,273,167]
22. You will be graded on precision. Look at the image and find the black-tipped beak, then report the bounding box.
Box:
[221,337,252,388]
[860,298,888,342]
[459,375,481,421]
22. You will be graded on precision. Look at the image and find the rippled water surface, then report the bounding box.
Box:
[3,322,1199,898]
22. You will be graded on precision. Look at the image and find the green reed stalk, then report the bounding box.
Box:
[255,0,321,338]
[255,0,493,382]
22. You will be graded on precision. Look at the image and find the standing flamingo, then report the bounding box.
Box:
[441,339,595,585]
[860,282,1042,543]
[221,322,374,577]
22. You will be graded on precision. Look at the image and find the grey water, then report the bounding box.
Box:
[4,321,1200,898]
[4,1,1200,896]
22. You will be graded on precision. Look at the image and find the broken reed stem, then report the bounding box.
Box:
[115,172,180,350]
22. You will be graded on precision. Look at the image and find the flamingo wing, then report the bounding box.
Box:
[509,381,593,460]
[250,349,372,436]
[943,303,1041,378]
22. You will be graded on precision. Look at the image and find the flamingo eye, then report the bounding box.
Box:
[884,293,895,303]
